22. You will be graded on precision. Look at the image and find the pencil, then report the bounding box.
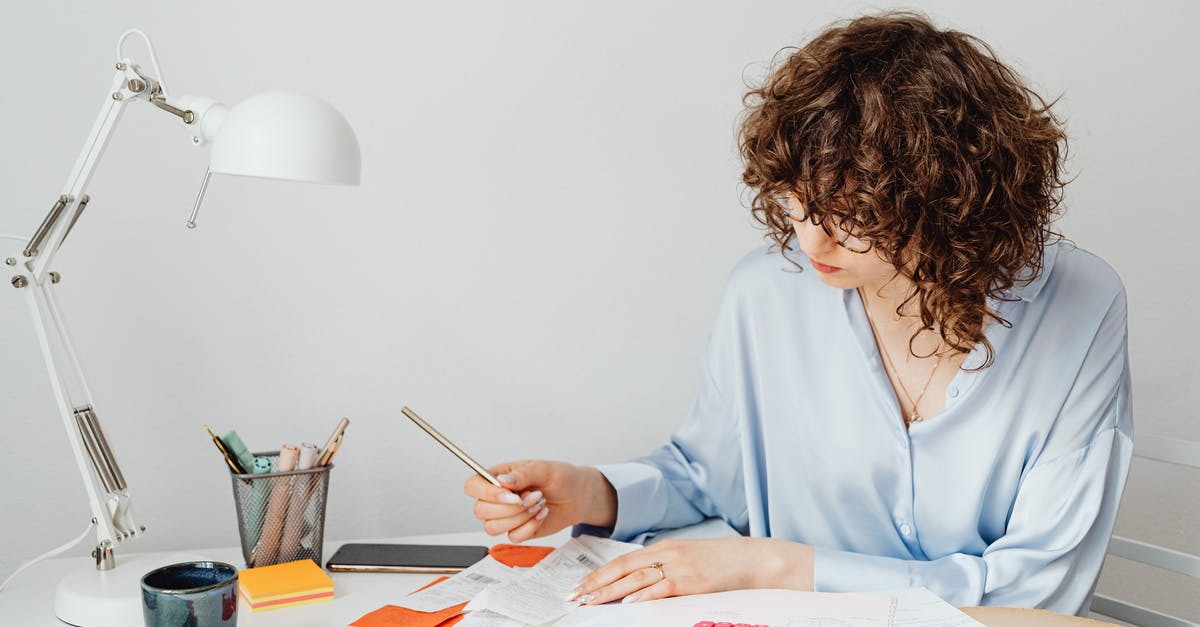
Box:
[400,406,503,488]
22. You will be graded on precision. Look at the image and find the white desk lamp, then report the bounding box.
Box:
[1,30,360,626]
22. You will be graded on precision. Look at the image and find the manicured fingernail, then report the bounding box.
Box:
[622,593,640,604]
[526,498,546,514]
[566,587,581,602]
[577,593,594,604]
[497,474,516,484]
[536,507,550,521]
[522,490,543,506]
[499,492,521,504]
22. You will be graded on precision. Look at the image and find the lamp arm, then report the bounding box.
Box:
[23,280,140,566]
[3,55,201,569]
[26,60,198,280]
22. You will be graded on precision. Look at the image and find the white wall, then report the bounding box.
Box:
[2,0,1195,619]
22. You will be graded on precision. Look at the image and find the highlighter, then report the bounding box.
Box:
[245,456,272,549]
[204,425,246,474]
[222,430,256,474]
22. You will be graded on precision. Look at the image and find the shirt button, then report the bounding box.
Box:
[948,386,959,398]
[900,524,912,536]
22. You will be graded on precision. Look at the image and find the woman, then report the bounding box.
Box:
[465,12,1132,616]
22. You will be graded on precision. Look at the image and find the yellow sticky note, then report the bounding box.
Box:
[238,559,334,612]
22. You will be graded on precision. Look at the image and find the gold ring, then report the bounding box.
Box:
[647,561,665,581]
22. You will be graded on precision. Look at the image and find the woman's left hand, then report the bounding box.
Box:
[569,538,814,606]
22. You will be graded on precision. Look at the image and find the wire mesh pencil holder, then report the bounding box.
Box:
[230,452,333,568]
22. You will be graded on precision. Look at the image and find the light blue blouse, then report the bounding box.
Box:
[589,241,1133,616]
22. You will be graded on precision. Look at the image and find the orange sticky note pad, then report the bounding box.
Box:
[350,546,554,626]
[238,559,334,612]
[489,543,554,568]
[349,603,465,627]
[351,576,466,627]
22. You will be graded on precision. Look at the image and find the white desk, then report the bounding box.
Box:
[0,530,564,626]
[0,530,1110,626]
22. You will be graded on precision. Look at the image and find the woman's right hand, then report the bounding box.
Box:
[464,460,618,543]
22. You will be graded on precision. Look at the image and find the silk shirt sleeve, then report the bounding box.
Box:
[592,357,746,542]
[578,269,750,543]
[816,288,1133,615]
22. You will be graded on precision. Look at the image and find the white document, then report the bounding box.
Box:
[887,587,984,626]
[396,556,520,612]
[464,585,493,613]
[555,588,896,627]
[474,535,641,625]
[455,608,529,627]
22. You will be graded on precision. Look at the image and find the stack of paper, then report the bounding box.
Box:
[887,587,985,627]
[555,586,985,627]
[465,536,641,625]
[237,559,334,612]
[350,543,558,627]
[350,576,472,627]
[556,589,895,626]
[351,535,986,627]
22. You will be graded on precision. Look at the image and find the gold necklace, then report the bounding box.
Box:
[860,289,945,427]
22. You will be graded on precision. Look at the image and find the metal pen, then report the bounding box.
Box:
[400,406,503,488]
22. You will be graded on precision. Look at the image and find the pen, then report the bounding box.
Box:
[204,425,247,475]
[400,406,503,489]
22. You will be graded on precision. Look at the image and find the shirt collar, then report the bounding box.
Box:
[1001,240,1061,303]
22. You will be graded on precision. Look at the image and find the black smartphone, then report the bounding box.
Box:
[325,543,490,573]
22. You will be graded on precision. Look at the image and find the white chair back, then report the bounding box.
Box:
[1091,435,1200,627]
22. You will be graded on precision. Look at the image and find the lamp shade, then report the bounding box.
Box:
[208,91,360,185]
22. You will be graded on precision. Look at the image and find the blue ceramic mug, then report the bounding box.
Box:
[140,561,238,627]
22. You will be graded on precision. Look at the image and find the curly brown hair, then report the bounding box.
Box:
[738,11,1068,368]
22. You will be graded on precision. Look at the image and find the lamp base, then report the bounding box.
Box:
[54,552,207,627]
